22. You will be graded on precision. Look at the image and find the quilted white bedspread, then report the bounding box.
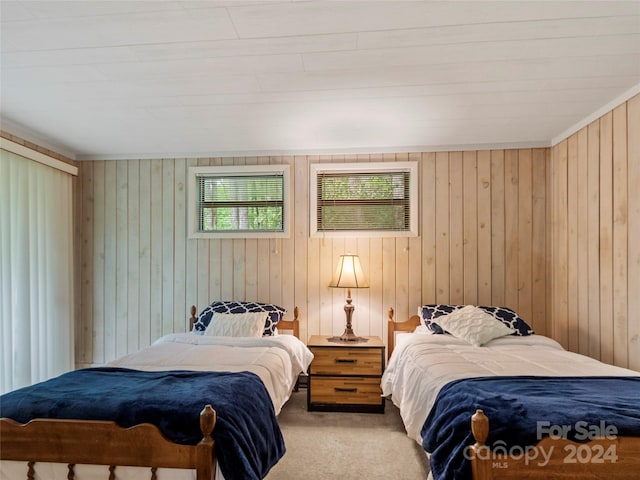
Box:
[381,332,638,444]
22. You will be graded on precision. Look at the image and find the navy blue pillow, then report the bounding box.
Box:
[194,301,286,336]
[419,304,534,336]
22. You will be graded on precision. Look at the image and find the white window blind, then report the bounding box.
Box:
[188,165,290,239]
[310,162,418,238]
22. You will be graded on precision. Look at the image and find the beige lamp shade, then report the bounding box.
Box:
[329,254,369,289]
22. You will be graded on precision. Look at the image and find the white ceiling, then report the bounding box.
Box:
[1,1,639,160]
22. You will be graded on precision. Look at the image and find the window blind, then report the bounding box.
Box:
[197,174,284,232]
[316,171,411,231]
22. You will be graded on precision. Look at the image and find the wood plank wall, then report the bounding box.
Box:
[74,149,547,367]
[549,93,640,370]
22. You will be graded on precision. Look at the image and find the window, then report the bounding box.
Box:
[310,162,418,237]
[188,165,290,238]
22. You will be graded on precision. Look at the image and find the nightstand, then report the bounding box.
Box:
[307,335,385,413]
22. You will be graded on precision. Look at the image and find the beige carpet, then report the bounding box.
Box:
[265,389,430,479]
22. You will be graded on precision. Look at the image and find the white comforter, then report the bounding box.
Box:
[109,333,313,415]
[2,333,314,480]
[381,332,638,445]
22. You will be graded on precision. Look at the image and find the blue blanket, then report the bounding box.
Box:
[0,367,285,480]
[421,376,640,480]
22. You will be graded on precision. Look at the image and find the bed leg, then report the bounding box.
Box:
[470,409,493,480]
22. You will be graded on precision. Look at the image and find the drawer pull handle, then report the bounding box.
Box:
[334,359,357,364]
[334,387,358,393]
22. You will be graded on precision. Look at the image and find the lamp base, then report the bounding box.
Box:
[339,328,360,342]
[327,333,369,344]
[327,291,369,343]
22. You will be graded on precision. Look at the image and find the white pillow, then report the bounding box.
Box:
[203,312,268,337]
[414,325,435,335]
[435,305,515,346]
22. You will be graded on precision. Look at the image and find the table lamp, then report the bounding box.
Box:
[329,254,369,341]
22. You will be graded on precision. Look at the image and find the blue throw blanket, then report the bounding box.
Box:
[0,367,285,480]
[421,376,640,480]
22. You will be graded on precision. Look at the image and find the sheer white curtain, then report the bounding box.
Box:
[0,148,75,394]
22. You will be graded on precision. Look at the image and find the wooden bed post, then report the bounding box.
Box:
[190,305,198,331]
[387,307,395,357]
[196,405,217,480]
[470,409,492,480]
[292,306,300,338]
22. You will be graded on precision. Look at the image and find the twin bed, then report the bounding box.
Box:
[1,301,313,480]
[383,304,640,480]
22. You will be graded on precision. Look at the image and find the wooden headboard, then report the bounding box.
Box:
[189,305,300,339]
[386,307,421,358]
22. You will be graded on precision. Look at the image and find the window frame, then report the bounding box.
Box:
[188,164,291,239]
[309,161,419,238]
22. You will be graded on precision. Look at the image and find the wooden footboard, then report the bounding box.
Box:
[470,409,640,480]
[0,404,217,479]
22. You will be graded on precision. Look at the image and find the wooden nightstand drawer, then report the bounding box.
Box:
[309,347,383,376]
[307,336,385,413]
[309,377,382,405]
